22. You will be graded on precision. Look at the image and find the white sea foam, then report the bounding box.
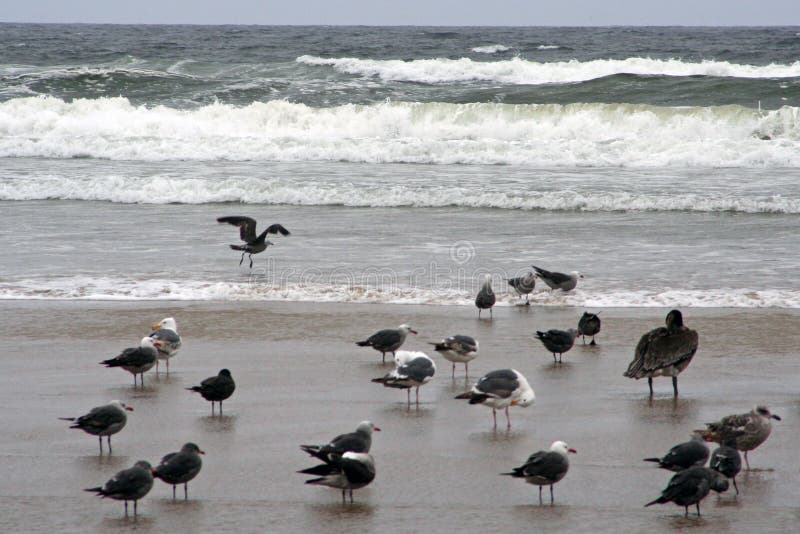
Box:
[0,97,798,167]
[537,45,561,50]
[471,44,510,54]
[297,55,800,84]
[0,277,797,308]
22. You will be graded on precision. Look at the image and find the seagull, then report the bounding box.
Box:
[531,265,582,292]
[429,335,478,378]
[85,460,154,517]
[623,309,698,397]
[695,405,781,470]
[645,466,729,517]
[506,272,536,304]
[356,324,417,364]
[152,443,205,500]
[60,400,133,454]
[709,430,745,494]
[186,369,236,415]
[150,317,182,375]
[455,369,535,429]
[372,351,436,407]
[535,328,578,363]
[299,451,376,503]
[475,274,496,318]
[643,433,710,472]
[300,421,380,463]
[501,441,576,504]
[217,215,290,268]
[577,311,601,345]
[99,337,158,388]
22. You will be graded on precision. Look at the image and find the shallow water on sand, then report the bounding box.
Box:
[0,301,797,533]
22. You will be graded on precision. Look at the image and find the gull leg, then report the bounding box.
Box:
[550,485,555,504]
[249,254,253,269]
[416,386,420,406]
[538,486,543,505]
[239,252,245,266]
[211,401,215,416]
[590,336,596,346]
[124,500,128,516]
[492,408,497,429]
[733,477,739,494]
[133,499,138,518]
[553,353,557,363]
[350,490,354,503]
[172,484,176,500]
[464,361,468,377]
[452,362,455,379]
[672,376,678,398]
[695,502,701,516]
[98,436,103,455]
[648,377,654,397]
[381,352,386,364]
[166,358,170,376]
[505,407,511,430]
[407,389,411,407]
[558,353,562,363]
[341,489,346,504]
[744,451,750,470]
[220,401,223,415]
[582,335,586,345]
[684,505,688,517]
[184,482,189,500]
[107,436,112,455]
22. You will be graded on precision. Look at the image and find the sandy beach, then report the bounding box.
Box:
[0,300,797,533]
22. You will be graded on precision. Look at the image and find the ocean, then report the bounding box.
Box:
[1,24,799,307]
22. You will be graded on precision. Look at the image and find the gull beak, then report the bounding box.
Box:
[125,406,134,412]
[199,450,206,455]
[772,414,782,421]
[374,427,382,432]
[152,324,160,331]
[410,330,418,335]
[568,448,577,454]
[510,400,518,406]
[152,340,162,348]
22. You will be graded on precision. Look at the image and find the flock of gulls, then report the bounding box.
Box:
[60,215,782,519]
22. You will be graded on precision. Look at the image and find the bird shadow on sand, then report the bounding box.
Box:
[196,414,237,433]
[76,454,130,469]
[470,429,527,444]
[445,377,473,394]
[629,396,700,425]
[105,383,160,399]
[511,502,570,515]
[154,498,205,512]
[304,500,376,520]
[538,361,575,375]
[99,514,155,529]
[380,403,436,419]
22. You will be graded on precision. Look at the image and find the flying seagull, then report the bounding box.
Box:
[60,400,133,455]
[217,215,290,268]
[506,272,536,304]
[300,421,380,463]
[372,351,436,407]
[475,274,496,318]
[429,335,478,378]
[695,405,781,470]
[623,309,698,397]
[356,324,417,364]
[645,466,729,517]
[85,460,154,517]
[531,265,582,292]
[100,337,158,388]
[152,442,205,500]
[186,369,236,415]
[501,441,576,504]
[535,328,578,364]
[577,311,601,345]
[150,317,182,375]
[455,369,535,430]
[299,451,376,503]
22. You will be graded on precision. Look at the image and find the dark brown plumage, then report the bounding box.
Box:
[186,369,236,415]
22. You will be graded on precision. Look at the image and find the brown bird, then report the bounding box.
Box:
[695,405,781,470]
[623,309,698,397]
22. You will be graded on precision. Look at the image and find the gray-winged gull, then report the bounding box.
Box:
[506,272,536,304]
[475,274,496,318]
[430,334,478,378]
[455,369,535,429]
[300,421,380,463]
[186,369,236,415]
[531,265,582,292]
[372,350,436,406]
[577,311,601,345]
[709,430,745,494]
[217,215,290,268]
[152,442,205,500]
[535,328,578,364]
[150,317,182,375]
[356,324,417,364]
[100,337,158,388]
[299,451,376,503]
[501,441,576,504]
[85,460,154,517]
[645,466,729,517]
[643,433,710,472]
[60,400,133,454]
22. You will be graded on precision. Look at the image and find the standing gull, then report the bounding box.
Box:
[535,328,578,364]
[217,215,290,268]
[152,442,205,500]
[60,400,133,454]
[186,369,236,415]
[645,466,729,517]
[356,324,417,364]
[506,272,536,304]
[623,309,698,398]
[709,430,744,494]
[85,460,154,517]
[150,317,182,375]
[531,265,583,292]
[475,274,496,318]
[577,311,601,345]
[430,335,478,378]
[643,433,710,472]
[455,369,535,430]
[695,405,781,470]
[100,337,158,388]
[372,351,436,407]
[299,451,376,504]
[301,421,380,463]
[501,441,576,504]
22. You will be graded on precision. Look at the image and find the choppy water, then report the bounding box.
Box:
[0,24,798,307]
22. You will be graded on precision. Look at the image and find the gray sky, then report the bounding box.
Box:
[2,1,799,26]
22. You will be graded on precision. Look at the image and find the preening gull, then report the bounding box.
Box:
[695,405,781,470]
[372,351,436,406]
[531,265,582,292]
[643,433,710,472]
[430,335,478,378]
[60,400,133,455]
[455,369,535,429]
[152,442,205,500]
[300,421,380,463]
[150,317,182,375]
[645,466,729,517]
[186,369,236,415]
[217,215,290,268]
[709,430,745,494]
[623,309,698,398]
[85,460,154,517]
[501,441,576,504]
[299,451,376,503]
[356,324,417,364]
[100,337,158,388]
[577,311,601,345]
[506,272,536,304]
[535,328,578,364]
[475,274,496,318]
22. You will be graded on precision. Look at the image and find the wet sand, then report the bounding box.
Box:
[0,300,798,533]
